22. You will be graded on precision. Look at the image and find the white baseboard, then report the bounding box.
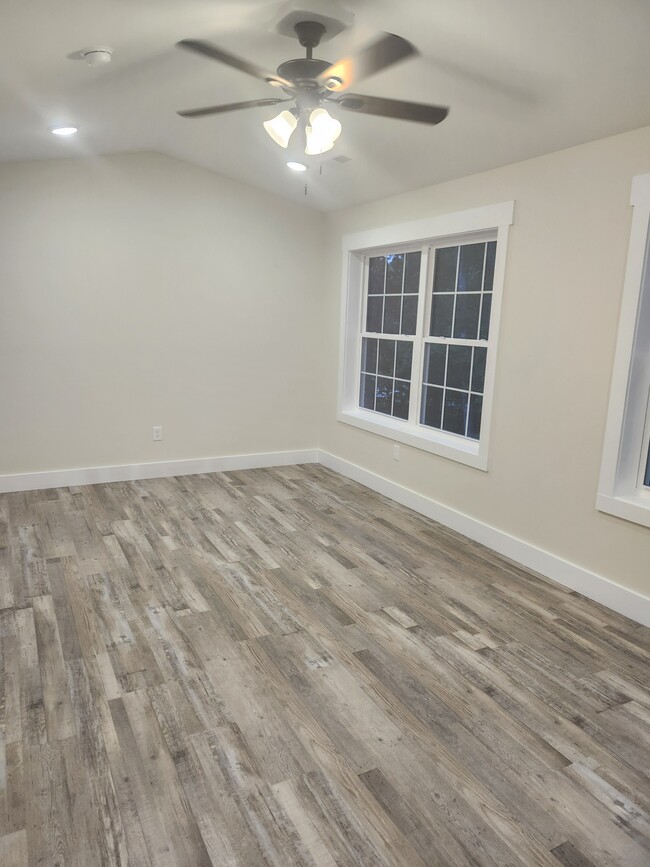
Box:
[0,449,319,494]
[319,450,650,628]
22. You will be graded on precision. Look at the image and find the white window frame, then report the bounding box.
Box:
[337,201,514,471]
[598,173,650,528]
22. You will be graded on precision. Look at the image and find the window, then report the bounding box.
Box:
[598,172,650,527]
[338,202,514,470]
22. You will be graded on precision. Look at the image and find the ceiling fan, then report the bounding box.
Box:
[176,21,449,171]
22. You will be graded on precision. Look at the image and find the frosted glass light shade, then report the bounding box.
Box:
[305,108,342,155]
[263,110,297,148]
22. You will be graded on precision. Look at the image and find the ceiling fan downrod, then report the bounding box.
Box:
[275,21,332,86]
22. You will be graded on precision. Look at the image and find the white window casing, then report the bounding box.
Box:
[337,201,515,471]
[598,173,650,528]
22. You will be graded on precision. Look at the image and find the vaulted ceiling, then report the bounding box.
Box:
[2,0,650,210]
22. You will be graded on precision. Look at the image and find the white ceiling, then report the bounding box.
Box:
[2,0,650,211]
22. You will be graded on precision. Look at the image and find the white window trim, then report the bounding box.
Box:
[337,201,514,471]
[598,173,650,528]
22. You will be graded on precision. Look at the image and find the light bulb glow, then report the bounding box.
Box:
[263,110,297,148]
[287,161,307,172]
[305,108,341,156]
[51,126,78,136]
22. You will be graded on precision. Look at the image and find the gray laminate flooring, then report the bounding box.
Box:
[1,464,649,866]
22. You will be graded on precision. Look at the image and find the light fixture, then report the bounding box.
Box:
[287,161,307,172]
[305,108,341,155]
[51,126,78,136]
[264,106,341,159]
[324,76,344,90]
[263,110,297,148]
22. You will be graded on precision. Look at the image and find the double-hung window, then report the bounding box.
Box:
[598,173,650,527]
[338,202,514,470]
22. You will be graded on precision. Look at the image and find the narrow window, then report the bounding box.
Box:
[598,173,650,527]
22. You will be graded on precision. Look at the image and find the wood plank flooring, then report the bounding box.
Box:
[1,464,650,866]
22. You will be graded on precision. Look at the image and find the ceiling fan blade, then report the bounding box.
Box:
[177,98,290,119]
[335,93,449,125]
[177,39,293,89]
[316,33,416,92]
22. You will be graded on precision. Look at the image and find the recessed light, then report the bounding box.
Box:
[287,161,307,172]
[51,126,78,136]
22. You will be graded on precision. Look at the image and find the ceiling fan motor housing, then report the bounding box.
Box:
[277,56,331,86]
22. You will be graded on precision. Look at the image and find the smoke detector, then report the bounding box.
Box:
[81,47,113,67]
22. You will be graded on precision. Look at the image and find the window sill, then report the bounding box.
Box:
[596,492,650,529]
[338,408,488,470]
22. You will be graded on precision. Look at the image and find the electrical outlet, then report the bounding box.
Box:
[393,444,400,461]
[152,425,162,442]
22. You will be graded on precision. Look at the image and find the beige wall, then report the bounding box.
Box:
[0,153,324,473]
[321,126,650,599]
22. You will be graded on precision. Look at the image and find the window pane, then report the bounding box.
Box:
[421,385,443,428]
[433,246,458,293]
[393,381,411,420]
[361,337,378,373]
[378,339,396,377]
[484,241,496,292]
[644,441,650,488]
[383,295,401,333]
[395,341,413,380]
[375,377,393,414]
[453,294,480,339]
[446,345,472,391]
[479,293,492,340]
[471,346,487,393]
[468,394,483,440]
[366,296,383,332]
[386,253,405,293]
[401,295,418,334]
[458,243,485,292]
[404,251,422,294]
[442,390,469,435]
[368,257,386,294]
[360,374,376,410]
[423,343,446,385]
[430,294,454,337]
